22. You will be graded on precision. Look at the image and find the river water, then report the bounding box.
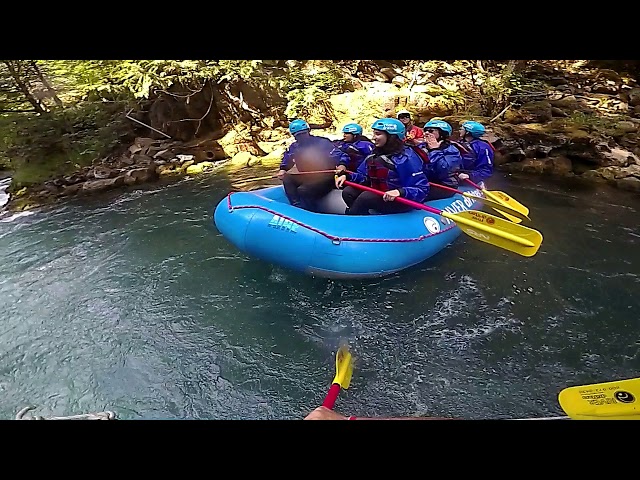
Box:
[0,170,638,420]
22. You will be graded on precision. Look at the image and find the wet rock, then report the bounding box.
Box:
[598,146,638,167]
[229,151,255,167]
[42,182,60,194]
[547,77,567,86]
[131,154,153,165]
[125,167,157,184]
[63,174,84,185]
[379,68,396,80]
[551,107,568,117]
[626,88,640,107]
[519,159,547,174]
[600,166,619,181]
[60,183,84,196]
[185,162,215,175]
[81,176,125,193]
[615,121,637,133]
[548,157,573,175]
[614,164,640,179]
[90,166,114,180]
[157,165,178,176]
[179,160,195,173]
[591,83,619,94]
[616,176,640,192]
[153,148,174,160]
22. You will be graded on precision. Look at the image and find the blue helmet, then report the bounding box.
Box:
[371,117,405,140]
[342,123,363,135]
[461,120,486,138]
[289,119,310,135]
[423,119,452,136]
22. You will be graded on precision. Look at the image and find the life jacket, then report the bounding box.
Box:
[334,140,364,171]
[366,154,395,191]
[457,138,496,170]
[344,144,365,171]
[411,141,472,164]
[410,145,430,164]
[450,140,473,156]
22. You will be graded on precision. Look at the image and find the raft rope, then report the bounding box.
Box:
[15,406,117,420]
[226,192,456,244]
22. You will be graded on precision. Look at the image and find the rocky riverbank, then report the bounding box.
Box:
[2,60,639,213]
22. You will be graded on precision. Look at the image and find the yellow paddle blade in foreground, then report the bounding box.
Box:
[333,345,354,390]
[441,209,543,257]
[483,189,530,218]
[558,377,640,420]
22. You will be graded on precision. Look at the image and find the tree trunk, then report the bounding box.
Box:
[28,61,64,107]
[3,61,48,114]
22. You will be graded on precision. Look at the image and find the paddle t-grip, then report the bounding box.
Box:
[322,383,341,409]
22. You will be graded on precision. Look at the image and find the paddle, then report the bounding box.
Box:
[342,180,543,257]
[463,178,530,222]
[428,182,531,224]
[558,377,640,420]
[232,174,278,186]
[322,344,354,410]
[232,169,339,187]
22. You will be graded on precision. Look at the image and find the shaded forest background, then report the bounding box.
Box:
[1,60,639,193]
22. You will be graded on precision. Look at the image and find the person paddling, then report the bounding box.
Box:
[396,109,424,147]
[457,120,494,188]
[333,123,375,173]
[334,117,429,215]
[279,119,350,212]
[415,119,463,200]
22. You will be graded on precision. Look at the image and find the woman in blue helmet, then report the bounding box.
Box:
[334,117,429,215]
[279,119,350,211]
[416,119,464,200]
[334,123,375,173]
[457,120,494,188]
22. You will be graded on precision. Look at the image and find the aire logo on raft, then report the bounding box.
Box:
[268,215,299,233]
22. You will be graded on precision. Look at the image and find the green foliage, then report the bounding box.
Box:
[282,61,350,122]
[1,103,127,186]
[42,60,271,102]
[285,86,335,123]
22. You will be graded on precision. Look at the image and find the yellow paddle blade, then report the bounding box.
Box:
[558,377,640,420]
[461,192,527,224]
[332,345,354,390]
[492,208,524,224]
[483,189,530,217]
[441,209,543,257]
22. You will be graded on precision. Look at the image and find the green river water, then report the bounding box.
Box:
[0,171,638,420]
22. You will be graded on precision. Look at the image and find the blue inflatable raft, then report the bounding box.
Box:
[213,185,483,279]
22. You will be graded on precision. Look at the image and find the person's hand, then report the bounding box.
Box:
[424,133,441,149]
[383,189,400,202]
[336,164,346,173]
[458,172,469,181]
[277,169,287,180]
[304,406,348,420]
[335,175,346,189]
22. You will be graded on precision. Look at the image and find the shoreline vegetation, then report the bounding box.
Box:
[1,60,639,213]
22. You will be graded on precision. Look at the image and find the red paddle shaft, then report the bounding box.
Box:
[343,180,442,215]
[322,384,341,409]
